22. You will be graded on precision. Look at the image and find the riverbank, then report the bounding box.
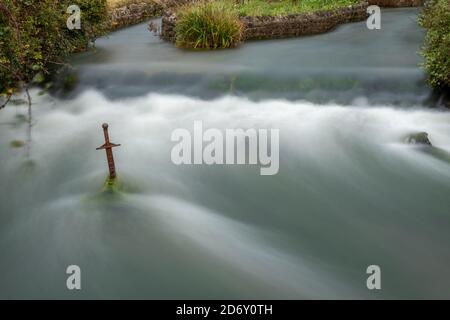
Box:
[108,0,162,29]
[161,1,368,43]
[0,0,109,102]
[108,0,425,31]
[105,0,450,107]
[67,8,430,106]
[159,0,424,45]
[108,0,192,29]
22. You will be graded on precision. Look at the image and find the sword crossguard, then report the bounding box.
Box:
[96,142,121,150]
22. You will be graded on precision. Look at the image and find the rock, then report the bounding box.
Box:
[10,140,25,148]
[109,2,163,30]
[405,132,432,146]
[405,132,450,165]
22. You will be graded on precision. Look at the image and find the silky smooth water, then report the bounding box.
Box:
[1,8,450,299]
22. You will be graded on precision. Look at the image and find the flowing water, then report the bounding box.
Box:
[1,8,450,299]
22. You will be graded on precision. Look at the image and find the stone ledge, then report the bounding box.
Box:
[160,0,425,44]
[109,1,163,29]
[368,0,424,7]
[161,1,369,42]
[241,2,369,40]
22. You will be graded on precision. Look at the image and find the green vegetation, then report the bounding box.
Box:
[232,0,359,17]
[0,0,109,101]
[103,177,122,193]
[175,1,243,49]
[174,0,360,49]
[419,0,450,89]
[9,140,25,148]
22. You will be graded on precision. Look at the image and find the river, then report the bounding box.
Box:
[0,8,449,299]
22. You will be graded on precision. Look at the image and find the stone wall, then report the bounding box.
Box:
[160,0,425,43]
[161,10,177,42]
[109,1,163,29]
[161,2,369,42]
[242,2,368,40]
[160,0,195,41]
[368,0,424,7]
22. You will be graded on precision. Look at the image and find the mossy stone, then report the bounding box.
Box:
[405,132,432,146]
[10,140,26,148]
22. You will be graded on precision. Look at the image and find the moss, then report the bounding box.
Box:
[63,73,79,92]
[9,140,26,148]
[406,132,450,164]
[103,176,123,194]
[405,132,432,146]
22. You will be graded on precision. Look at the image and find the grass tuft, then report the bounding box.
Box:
[175,1,244,49]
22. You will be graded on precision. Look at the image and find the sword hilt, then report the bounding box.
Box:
[96,123,121,180]
[102,123,110,144]
[96,123,121,150]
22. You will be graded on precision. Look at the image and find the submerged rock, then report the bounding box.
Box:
[404,132,450,165]
[405,132,432,146]
[10,140,25,148]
